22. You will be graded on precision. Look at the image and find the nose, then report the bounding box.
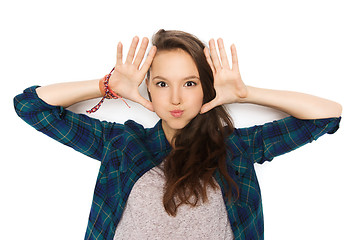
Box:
[171,87,181,105]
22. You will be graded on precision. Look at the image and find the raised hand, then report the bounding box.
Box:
[109,36,157,111]
[201,38,247,114]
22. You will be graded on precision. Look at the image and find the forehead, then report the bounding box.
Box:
[150,49,199,78]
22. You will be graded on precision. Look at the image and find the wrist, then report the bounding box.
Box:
[237,85,255,104]
[99,78,106,97]
[87,69,130,114]
[83,79,104,100]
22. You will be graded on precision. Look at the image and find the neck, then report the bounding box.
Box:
[161,121,176,147]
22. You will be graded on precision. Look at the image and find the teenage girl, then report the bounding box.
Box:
[14,29,342,240]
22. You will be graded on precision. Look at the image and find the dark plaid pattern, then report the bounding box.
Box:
[14,86,340,240]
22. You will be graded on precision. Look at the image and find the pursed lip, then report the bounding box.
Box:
[170,110,184,118]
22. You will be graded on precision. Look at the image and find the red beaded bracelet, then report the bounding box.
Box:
[86,68,130,114]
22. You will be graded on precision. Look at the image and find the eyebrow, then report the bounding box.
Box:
[151,75,200,81]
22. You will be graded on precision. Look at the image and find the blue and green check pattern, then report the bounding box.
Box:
[14,86,340,240]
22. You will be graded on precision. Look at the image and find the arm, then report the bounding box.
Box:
[36,79,102,108]
[232,116,341,164]
[35,36,156,110]
[243,86,342,119]
[201,38,342,119]
[203,39,341,164]
[14,37,156,161]
[14,86,118,161]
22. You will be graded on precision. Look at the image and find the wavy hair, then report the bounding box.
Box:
[148,29,239,216]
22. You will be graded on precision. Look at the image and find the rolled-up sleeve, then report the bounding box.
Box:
[14,86,124,161]
[234,116,341,164]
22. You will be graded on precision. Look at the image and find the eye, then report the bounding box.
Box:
[156,81,168,88]
[184,81,197,87]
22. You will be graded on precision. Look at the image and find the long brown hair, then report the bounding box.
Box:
[148,29,239,216]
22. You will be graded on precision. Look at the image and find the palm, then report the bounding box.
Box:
[109,37,156,111]
[214,69,246,101]
[201,38,247,114]
[111,65,145,98]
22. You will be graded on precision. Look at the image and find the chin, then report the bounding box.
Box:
[168,121,188,130]
[162,118,192,133]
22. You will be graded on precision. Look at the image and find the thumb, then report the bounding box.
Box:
[200,98,220,114]
[134,94,154,112]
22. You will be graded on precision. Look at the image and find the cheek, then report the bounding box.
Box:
[193,95,202,105]
[191,91,204,109]
[149,91,167,114]
[150,90,164,103]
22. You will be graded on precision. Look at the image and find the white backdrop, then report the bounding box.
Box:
[1,0,359,239]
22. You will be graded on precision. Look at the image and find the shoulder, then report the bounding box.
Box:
[117,120,164,148]
[122,120,161,140]
[123,120,146,134]
[112,120,147,145]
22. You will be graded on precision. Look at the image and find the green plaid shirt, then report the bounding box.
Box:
[14,86,340,240]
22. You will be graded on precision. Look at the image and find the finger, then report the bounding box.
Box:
[217,38,230,69]
[230,44,240,72]
[204,47,215,73]
[200,98,220,114]
[133,37,149,68]
[116,42,123,65]
[140,46,157,75]
[209,39,222,71]
[125,36,139,64]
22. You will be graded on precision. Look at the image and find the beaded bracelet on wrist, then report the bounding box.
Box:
[86,68,130,114]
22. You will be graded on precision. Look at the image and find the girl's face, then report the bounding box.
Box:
[147,49,204,141]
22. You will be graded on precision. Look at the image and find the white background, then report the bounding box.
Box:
[1,0,359,239]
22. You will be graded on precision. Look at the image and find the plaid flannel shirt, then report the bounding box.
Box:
[14,86,341,240]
